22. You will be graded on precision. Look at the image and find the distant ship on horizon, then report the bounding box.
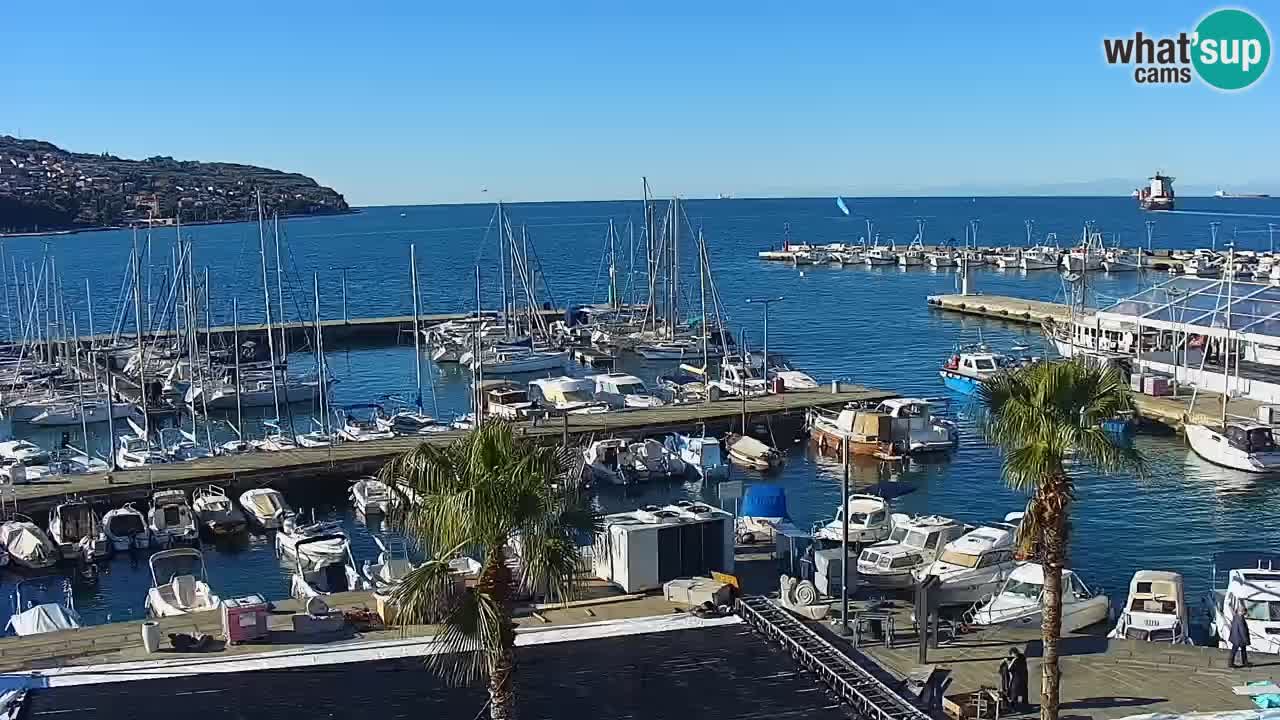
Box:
[1215,188,1271,199]
[1135,172,1175,211]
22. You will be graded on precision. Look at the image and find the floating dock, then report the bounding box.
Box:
[926,293,1070,326]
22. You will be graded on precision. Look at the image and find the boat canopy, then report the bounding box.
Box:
[741,485,787,519]
[150,548,208,586]
[7,603,81,635]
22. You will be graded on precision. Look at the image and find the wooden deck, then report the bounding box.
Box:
[4,385,893,514]
[926,293,1071,326]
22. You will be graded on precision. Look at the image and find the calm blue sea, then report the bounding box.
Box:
[5,195,1280,629]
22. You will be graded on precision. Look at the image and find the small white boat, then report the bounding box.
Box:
[192,486,248,536]
[1185,421,1280,473]
[289,533,366,601]
[994,249,1022,270]
[145,548,222,618]
[635,341,696,360]
[0,440,50,466]
[665,433,725,479]
[47,500,110,562]
[275,513,347,561]
[1209,552,1280,653]
[913,514,1024,606]
[926,251,956,268]
[627,438,686,479]
[469,348,568,375]
[528,377,609,414]
[1108,570,1190,643]
[239,488,291,529]
[897,239,926,267]
[813,494,892,544]
[0,515,58,570]
[6,576,81,636]
[725,434,783,471]
[856,515,970,589]
[735,485,789,543]
[295,428,337,447]
[878,398,959,453]
[863,246,897,266]
[361,542,418,592]
[102,503,151,551]
[583,438,635,485]
[970,562,1110,633]
[1102,248,1141,272]
[147,489,199,547]
[350,476,393,515]
[251,421,302,452]
[1019,246,1060,271]
[115,435,168,469]
[589,373,664,409]
[336,404,396,443]
[375,409,447,436]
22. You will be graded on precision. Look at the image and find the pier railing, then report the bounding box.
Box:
[737,596,929,720]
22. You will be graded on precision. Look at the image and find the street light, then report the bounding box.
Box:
[745,296,784,393]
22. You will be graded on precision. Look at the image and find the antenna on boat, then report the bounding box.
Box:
[1025,219,1034,246]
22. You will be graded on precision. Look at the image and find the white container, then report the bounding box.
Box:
[141,621,161,653]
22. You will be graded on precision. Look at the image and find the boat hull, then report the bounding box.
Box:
[1185,423,1280,473]
[939,371,980,396]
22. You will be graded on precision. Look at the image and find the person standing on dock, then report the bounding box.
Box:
[1229,597,1252,669]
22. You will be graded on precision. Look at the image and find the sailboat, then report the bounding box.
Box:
[296,273,339,447]
[378,245,445,435]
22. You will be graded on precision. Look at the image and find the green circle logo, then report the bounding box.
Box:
[1193,8,1271,90]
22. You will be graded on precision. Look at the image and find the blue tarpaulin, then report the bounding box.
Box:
[741,485,787,519]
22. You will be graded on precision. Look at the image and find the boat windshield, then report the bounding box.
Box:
[560,390,595,403]
[1130,598,1177,614]
[973,358,996,371]
[888,526,909,543]
[903,530,937,550]
[1004,579,1043,601]
[614,382,647,395]
[939,550,980,568]
[837,509,884,527]
[1244,600,1280,622]
[107,513,145,535]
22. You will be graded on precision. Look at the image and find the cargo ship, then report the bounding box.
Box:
[1135,172,1175,211]
[1215,188,1271,199]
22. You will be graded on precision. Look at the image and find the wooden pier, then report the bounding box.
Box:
[4,385,894,515]
[926,293,1070,326]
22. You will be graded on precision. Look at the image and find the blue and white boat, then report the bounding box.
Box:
[664,433,727,480]
[938,348,1017,395]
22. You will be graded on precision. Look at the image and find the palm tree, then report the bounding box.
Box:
[976,359,1144,720]
[380,419,602,720]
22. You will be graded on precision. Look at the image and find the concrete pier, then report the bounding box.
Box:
[926,293,1070,326]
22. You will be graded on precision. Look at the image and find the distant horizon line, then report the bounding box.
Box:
[355,193,1271,209]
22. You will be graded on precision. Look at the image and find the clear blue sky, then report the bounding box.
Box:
[4,1,1276,204]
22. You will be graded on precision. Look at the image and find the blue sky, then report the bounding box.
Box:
[3,1,1277,204]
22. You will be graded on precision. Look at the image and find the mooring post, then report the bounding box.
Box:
[840,435,850,635]
[562,413,569,446]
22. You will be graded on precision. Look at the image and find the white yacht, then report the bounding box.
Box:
[192,486,248,536]
[913,514,1023,606]
[877,398,958,454]
[813,494,892,544]
[590,373,664,409]
[0,515,58,570]
[468,347,568,375]
[6,576,82,636]
[289,533,365,601]
[361,540,419,592]
[1020,245,1060,271]
[147,489,199,547]
[375,408,447,436]
[1209,552,1280,654]
[336,404,396,443]
[115,435,168,469]
[528,377,609,414]
[1185,422,1280,473]
[239,488,291,529]
[856,515,970,589]
[145,548,222,618]
[725,434,783,471]
[0,440,50,467]
[970,562,1110,633]
[350,476,393,515]
[276,513,347,562]
[47,500,110,562]
[1108,570,1190,643]
[102,503,150,551]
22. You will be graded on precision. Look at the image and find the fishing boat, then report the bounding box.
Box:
[147,489,199,548]
[812,494,894,544]
[1108,570,1190,643]
[926,250,956,268]
[897,239,926,267]
[239,488,291,530]
[289,533,366,601]
[191,486,248,536]
[969,562,1109,632]
[725,433,783,471]
[1103,248,1141,272]
[855,515,970,589]
[994,249,1022,270]
[0,440,50,467]
[101,503,150,551]
[0,515,58,570]
[335,404,396,443]
[1185,421,1280,473]
[665,432,726,479]
[807,399,957,456]
[938,349,1017,395]
[47,500,110,562]
[350,476,393,515]
[1062,232,1105,273]
[1208,552,1280,654]
[1019,245,1060,271]
[145,548,222,618]
[863,245,897,266]
[6,577,81,636]
[912,515,1023,606]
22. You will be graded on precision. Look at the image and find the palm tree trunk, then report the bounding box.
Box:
[484,547,518,720]
[1038,478,1069,720]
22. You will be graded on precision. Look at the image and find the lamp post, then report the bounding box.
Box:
[745,296,784,393]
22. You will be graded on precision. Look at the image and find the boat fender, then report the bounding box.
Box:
[738,531,756,545]
[957,303,966,310]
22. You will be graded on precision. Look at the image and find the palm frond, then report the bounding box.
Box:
[422,586,506,686]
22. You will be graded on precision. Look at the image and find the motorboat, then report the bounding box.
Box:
[239,488,291,530]
[994,249,1022,270]
[627,438,686,479]
[746,353,819,391]
[161,429,215,463]
[468,347,568,375]
[897,239,925,267]
[147,489,199,547]
[863,245,897,266]
[969,562,1110,633]
[1019,245,1060,271]
[350,476,393,515]
[101,503,150,551]
[47,500,110,562]
[275,512,347,562]
[335,404,396,443]
[0,515,58,570]
[636,340,696,360]
[812,491,917,545]
[856,515,970,589]
[1183,254,1220,277]
[725,433,783,471]
[939,350,1017,395]
[590,372,664,409]
[926,250,956,268]
[289,533,365,601]
[361,539,418,592]
[1103,248,1141,272]
[528,377,609,414]
[218,438,256,456]
[1185,421,1280,473]
[912,514,1023,606]
[252,420,302,452]
[1108,570,1190,643]
[375,408,448,436]
[736,485,790,543]
[665,433,726,479]
[295,425,338,447]
[56,452,110,476]
[145,548,222,618]
[191,486,248,536]
[1209,551,1280,654]
[583,438,636,486]
[877,399,958,453]
[6,576,81,636]
[115,435,168,468]
[0,440,50,466]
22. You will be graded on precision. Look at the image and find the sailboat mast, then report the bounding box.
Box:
[85,279,98,403]
[608,218,618,310]
[312,273,328,436]
[1223,238,1233,426]
[699,229,708,371]
[273,214,289,366]
[73,312,88,454]
[410,244,423,412]
[131,240,149,438]
[233,297,243,438]
[498,202,509,336]
[256,191,282,425]
[671,198,680,339]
